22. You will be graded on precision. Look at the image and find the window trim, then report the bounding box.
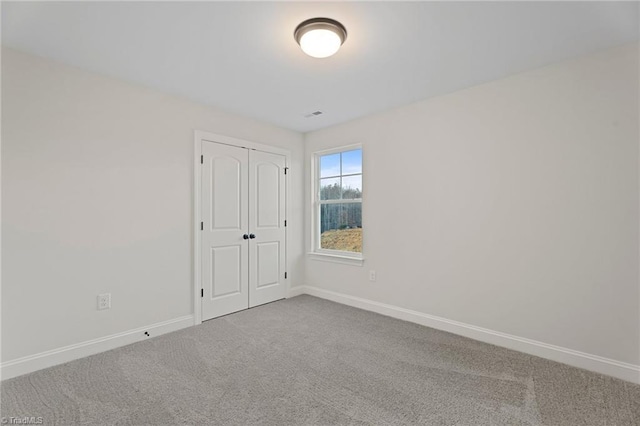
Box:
[310,144,364,264]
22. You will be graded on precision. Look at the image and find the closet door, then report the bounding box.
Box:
[248,150,287,307]
[201,142,249,320]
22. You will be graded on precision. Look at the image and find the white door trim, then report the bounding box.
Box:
[193,130,291,325]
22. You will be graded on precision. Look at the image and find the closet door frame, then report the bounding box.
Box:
[193,130,291,325]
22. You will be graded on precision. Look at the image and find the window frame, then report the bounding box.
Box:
[310,144,364,265]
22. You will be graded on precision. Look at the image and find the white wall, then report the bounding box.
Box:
[3,42,638,380]
[304,43,639,367]
[1,48,304,364]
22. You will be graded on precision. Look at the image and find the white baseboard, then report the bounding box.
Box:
[294,286,640,385]
[287,285,307,298]
[1,315,194,381]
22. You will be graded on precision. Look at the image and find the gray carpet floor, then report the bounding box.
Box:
[2,295,639,425]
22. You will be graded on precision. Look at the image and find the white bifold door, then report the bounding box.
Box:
[201,141,287,321]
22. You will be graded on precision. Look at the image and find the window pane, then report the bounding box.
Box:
[341,175,362,199]
[320,153,340,178]
[320,203,362,253]
[341,149,362,175]
[320,178,341,200]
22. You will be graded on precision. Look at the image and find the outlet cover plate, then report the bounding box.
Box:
[97,293,111,310]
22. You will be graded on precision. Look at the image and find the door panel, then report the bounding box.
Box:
[210,246,242,297]
[249,150,287,307]
[201,142,249,320]
[257,242,280,288]
[211,157,242,229]
[256,163,280,228]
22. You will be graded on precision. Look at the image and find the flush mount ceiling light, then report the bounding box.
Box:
[294,18,347,58]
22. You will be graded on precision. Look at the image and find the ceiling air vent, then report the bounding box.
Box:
[304,110,323,118]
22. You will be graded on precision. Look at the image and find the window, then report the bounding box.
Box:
[314,146,362,258]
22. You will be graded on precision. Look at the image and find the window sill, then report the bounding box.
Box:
[307,252,364,266]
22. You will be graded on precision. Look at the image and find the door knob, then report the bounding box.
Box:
[249,234,256,239]
[243,234,249,240]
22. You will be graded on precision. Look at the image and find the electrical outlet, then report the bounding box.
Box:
[97,293,111,310]
[369,270,377,282]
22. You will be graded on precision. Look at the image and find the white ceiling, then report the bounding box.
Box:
[2,1,638,133]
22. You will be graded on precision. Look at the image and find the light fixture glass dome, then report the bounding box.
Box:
[299,29,342,58]
[294,18,347,59]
